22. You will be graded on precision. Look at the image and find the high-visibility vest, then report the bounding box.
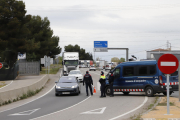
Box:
[100,75,106,79]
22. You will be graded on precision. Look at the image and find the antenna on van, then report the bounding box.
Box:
[132,55,137,60]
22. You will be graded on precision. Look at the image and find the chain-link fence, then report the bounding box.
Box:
[18,61,40,75]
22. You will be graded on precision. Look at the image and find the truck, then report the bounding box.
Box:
[62,52,79,76]
[99,60,106,69]
[79,60,86,68]
[90,60,93,66]
[105,62,112,71]
[84,60,90,68]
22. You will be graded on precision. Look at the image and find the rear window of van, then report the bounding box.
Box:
[123,65,156,76]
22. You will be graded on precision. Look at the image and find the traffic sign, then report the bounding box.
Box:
[158,54,179,74]
[94,48,108,52]
[0,63,3,69]
[94,41,108,48]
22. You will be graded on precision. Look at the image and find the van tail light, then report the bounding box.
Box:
[159,76,163,85]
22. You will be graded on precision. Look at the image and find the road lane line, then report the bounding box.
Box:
[30,96,91,120]
[0,72,61,113]
[109,96,148,120]
[0,80,13,90]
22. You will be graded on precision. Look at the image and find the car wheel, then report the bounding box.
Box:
[55,93,58,96]
[163,91,173,96]
[123,92,130,95]
[105,86,111,96]
[145,87,154,97]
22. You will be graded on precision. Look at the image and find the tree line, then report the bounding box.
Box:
[0,0,61,67]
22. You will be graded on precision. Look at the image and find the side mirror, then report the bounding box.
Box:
[55,81,58,84]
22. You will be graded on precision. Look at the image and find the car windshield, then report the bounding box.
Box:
[64,60,78,66]
[69,71,81,74]
[59,77,77,83]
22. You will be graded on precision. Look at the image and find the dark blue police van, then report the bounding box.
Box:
[105,60,179,97]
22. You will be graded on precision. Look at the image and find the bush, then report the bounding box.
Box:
[8,100,12,104]
[27,90,35,97]
[20,94,27,99]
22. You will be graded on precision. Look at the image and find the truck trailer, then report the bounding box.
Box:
[62,52,79,76]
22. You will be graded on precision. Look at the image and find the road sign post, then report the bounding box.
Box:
[157,54,179,115]
[0,63,3,69]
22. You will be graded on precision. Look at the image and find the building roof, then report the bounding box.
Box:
[151,48,170,51]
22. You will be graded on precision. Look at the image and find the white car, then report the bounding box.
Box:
[89,65,96,71]
[68,70,83,82]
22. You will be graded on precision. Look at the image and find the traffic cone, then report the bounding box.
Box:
[93,86,96,93]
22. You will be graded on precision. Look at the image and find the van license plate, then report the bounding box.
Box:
[62,92,70,94]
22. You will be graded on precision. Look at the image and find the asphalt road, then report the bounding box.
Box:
[0,69,88,120]
[0,68,156,120]
[171,91,179,98]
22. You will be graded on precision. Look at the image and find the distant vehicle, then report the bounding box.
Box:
[81,64,86,68]
[99,60,108,69]
[105,63,112,71]
[55,76,81,96]
[90,60,93,66]
[68,70,83,82]
[105,60,179,97]
[62,52,79,76]
[86,60,90,67]
[79,60,86,68]
[84,60,90,68]
[89,65,96,71]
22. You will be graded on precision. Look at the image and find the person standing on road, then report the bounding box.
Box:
[83,71,93,96]
[99,71,106,98]
[108,71,114,97]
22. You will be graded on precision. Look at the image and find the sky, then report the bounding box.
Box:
[22,0,180,62]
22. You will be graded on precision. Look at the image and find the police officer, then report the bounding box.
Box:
[108,71,114,97]
[83,71,93,96]
[99,71,106,98]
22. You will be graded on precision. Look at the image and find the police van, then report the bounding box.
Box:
[105,60,179,97]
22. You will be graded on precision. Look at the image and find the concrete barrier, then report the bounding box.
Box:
[0,75,49,103]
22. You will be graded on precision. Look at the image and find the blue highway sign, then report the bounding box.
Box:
[94,41,108,48]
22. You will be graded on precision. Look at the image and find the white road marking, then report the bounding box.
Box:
[109,96,148,120]
[161,62,176,66]
[97,82,100,91]
[9,108,40,116]
[0,80,13,90]
[0,73,59,113]
[30,96,91,120]
[80,107,106,114]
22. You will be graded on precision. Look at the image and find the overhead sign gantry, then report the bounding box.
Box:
[94,41,129,62]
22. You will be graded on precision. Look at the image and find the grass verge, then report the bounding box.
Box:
[40,64,62,74]
[0,87,44,107]
[130,96,159,120]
